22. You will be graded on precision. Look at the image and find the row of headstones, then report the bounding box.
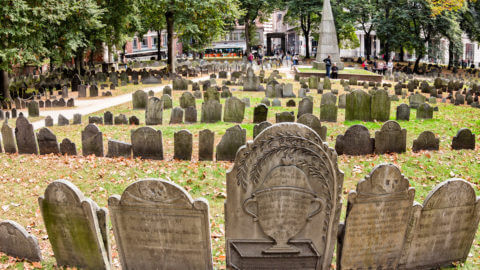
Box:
[26,99,75,117]
[0,116,249,162]
[0,109,19,120]
[2,124,478,270]
[336,121,476,155]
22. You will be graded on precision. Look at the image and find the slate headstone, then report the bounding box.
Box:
[15,116,38,154]
[216,125,246,161]
[336,125,374,155]
[412,131,439,152]
[60,138,77,155]
[131,127,164,160]
[199,129,214,161]
[374,120,407,154]
[36,127,60,155]
[81,124,103,157]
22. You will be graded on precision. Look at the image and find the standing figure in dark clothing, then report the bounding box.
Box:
[324,55,332,78]
[331,63,339,79]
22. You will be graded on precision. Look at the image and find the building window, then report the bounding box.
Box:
[142,38,148,48]
[133,38,138,49]
[153,37,158,48]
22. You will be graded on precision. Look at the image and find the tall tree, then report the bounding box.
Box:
[238,0,277,54]
[345,0,378,60]
[138,0,167,60]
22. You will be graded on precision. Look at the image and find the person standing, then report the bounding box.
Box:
[324,55,332,78]
[387,60,394,76]
[247,52,254,65]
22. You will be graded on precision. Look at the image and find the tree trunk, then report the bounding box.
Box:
[414,53,423,73]
[365,33,371,60]
[0,68,10,101]
[384,42,390,62]
[157,30,162,60]
[448,40,454,69]
[74,49,84,74]
[121,44,126,64]
[244,19,251,54]
[166,10,175,73]
[399,46,405,62]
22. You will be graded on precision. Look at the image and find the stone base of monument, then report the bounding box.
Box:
[313,61,345,70]
[227,240,319,269]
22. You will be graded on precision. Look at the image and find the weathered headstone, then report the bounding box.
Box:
[346,90,372,121]
[73,114,82,125]
[336,125,374,155]
[400,179,480,269]
[2,121,17,153]
[371,89,391,121]
[114,114,128,125]
[0,220,42,262]
[174,130,193,160]
[338,94,346,109]
[60,138,77,155]
[243,67,260,91]
[408,93,426,109]
[199,129,214,161]
[180,92,196,109]
[275,111,295,123]
[39,180,110,269]
[78,85,87,98]
[374,120,407,154]
[253,104,268,123]
[145,97,163,125]
[396,104,410,121]
[104,111,113,125]
[58,114,69,126]
[412,131,439,152]
[297,114,327,141]
[15,116,38,154]
[109,179,213,269]
[297,98,313,119]
[320,92,338,122]
[131,127,164,160]
[201,100,222,123]
[106,140,132,158]
[184,106,197,123]
[81,124,103,157]
[27,101,39,117]
[90,85,99,97]
[132,90,148,109]
[338,164,414,269]
[416,103,434,119]
[36,127,60,155]
[223,97,245,123]
[451,128,475,150]
[225,123,344,269]
[216,125,246,161]
[45,115,54,127]
[170,107,184,124]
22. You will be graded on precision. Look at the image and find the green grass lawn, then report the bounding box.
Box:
[1,75,480,269]
[298,67,378,76]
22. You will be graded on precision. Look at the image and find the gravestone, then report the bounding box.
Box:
[39,180,110,269]
[374,120,407,154]
[27,101,39,117]
[338,164,414,269]
[400,179,480,269]
[106,140,132,158]
[224,97,245,123]
[336,125,374,155]
[297,114,327,141]
[90,85,99,97]
[408,93,426,109]
[412,131,439,152]
[145,97,163,125]
[114,114,128,125]
[73,114,82,125]
[45,116,54,127]
[243,67,260,91]
[338,94,346,109]
[67,98,75,107]
[129,116,140,125]
[320,92,338,122]
[109,179,213,269]
[58,114,69,126]
[103,111,113,125]
[0,220,42,262]
[11,108,17,118]
[131,127,164,160]
[297,98,313,119]
[199,129,214,161]
[185,106,197,123]
[286,99,296,107]
[253,121,273,139]
[282,84,296,98]
[253,104,268,123]
[60,138,77,155]
[173,78,188,90]
[62,86,69,99]
[216,125,246,161]
[309,76,319,89]
[81,124,103,157]
[275,111,295,123]
[180,92,196,109]
[204,88,220,102]
[201,100,222,123]
[36,127,60,155]
[416,103,434,119]
[225,123,344,270]
[396,104,410,121]
[260,97,271,106]
[2,121,17,153]
[174,130,193,160]
[132,90,148,109]
[71,74,81,92]
[163,85,172,96]
[15,116,38,155]
[272,98,281,107]
[160,94,172,109]
[170,107,184,124]
[194,90,203,99]
[451,128,475,150]
[346,90,372,121]
[371,90,391,121]
[78,85,87,98]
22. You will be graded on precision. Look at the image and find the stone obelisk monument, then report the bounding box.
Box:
[313,0,344,70]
